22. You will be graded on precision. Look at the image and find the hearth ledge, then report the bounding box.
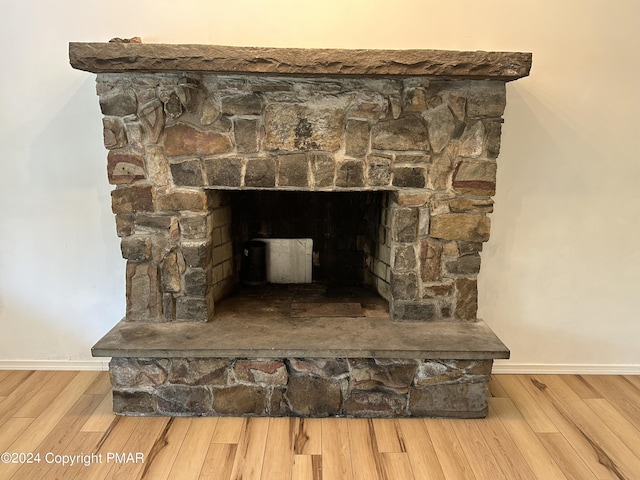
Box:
[92,316,509,360]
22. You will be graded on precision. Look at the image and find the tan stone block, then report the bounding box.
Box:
[264,103,345,152]
[443,241,459,256]
[430,213,490,242]
[126,261,162,321]
[111,184,155,214]
[103,116,127,149]
[453,160,497,196]
[403,87,429,113]
[213,385,267,415]
[161,249,184,293]
[428,154,453,190]
[394,154,431,165]
[371,116,429,151]
[156,187,208,212]
[164,123,232,156]
[145,145,171,187]
[200,95,221,126]
[459,121,485,158]
[138,99,164,144]
[449,197,494,214]
[393,190,430,207]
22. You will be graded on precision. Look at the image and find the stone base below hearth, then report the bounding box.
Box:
[94,287,508,418]
[110,357,493,418]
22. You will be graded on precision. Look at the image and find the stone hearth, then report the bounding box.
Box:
[70,41,531,417]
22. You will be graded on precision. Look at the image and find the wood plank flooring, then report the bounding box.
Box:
[0,372,639,479]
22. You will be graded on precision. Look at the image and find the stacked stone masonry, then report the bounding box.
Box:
[110,357,493,418]
[101,72,505,322]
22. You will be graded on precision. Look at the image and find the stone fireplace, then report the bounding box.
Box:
[70,41,531,417]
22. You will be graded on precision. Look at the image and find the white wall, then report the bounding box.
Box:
[1,0,638,371]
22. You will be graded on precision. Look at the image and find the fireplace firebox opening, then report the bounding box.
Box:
[228,190,390,289]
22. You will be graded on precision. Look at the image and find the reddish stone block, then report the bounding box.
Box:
[455,278,478,320]
[234,360,288,386]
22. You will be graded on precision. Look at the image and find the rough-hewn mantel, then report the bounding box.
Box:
[69,42,532,80]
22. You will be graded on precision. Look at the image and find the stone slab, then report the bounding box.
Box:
[92,316,509,360]
[69,42,531,81]
[290,302,364,317]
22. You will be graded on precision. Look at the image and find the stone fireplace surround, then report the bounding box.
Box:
[70,42,531,418]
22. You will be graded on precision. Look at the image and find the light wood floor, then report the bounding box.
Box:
[0,371,639,479]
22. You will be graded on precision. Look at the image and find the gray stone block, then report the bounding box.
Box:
[336,160,365,187]
[310,153,335,187]
[343,390,407,417]
[204,157,243,187]
[170,159,204,187]
[286,375,342,416]
[409,379,489,418]
[392,167,426,188]
[392,301,437,322]
[112,389,156,415]
[99,88,137,116]
[234,118,259,153]
[110,358,168,388]
[392,207,418,243]
[245,158,276,187]
[278,154,309,187]
[157,384,213,415]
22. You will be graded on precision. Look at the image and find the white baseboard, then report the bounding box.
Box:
[0,360,110,371]
[492,361,640,375]
[0,360,638,375]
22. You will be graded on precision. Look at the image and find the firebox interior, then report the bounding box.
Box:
[215,190,391,312]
